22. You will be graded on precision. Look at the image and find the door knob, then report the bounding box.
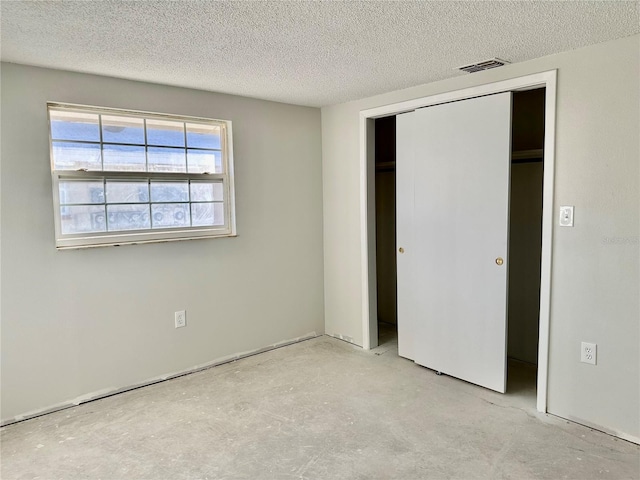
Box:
[399,247,405,254]
[495,257,504,265]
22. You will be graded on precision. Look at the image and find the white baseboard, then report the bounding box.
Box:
[549,413,640,445]
[1,332,320,427]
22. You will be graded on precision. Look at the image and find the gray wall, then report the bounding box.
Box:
[322,35,639,441]
[508,162,543,364]
[0,63,325,422]
[375,169,396,325]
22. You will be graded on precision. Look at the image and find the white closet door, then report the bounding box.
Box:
[398,92,512,393]
[396,111,416,360]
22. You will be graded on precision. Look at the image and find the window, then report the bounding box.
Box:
[48,103,236,249]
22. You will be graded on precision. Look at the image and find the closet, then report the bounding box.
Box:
[377,87,544,396]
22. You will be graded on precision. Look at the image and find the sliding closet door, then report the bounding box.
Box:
[397,93,512,393]
[396,111,416,360]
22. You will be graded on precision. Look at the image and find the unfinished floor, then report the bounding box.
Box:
[1,334,638,480]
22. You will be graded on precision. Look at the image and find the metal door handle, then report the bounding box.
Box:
[495,257,504,265]
[399,247,405,254]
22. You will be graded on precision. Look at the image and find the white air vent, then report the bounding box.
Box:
[458,58,510,73]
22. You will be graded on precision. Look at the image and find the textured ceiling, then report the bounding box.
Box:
[1,1,638,107]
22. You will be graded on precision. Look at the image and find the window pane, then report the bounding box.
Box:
[151,203,190,229]
[60,205,106,234]
[59,180,104,205]
[150,181,189,202]
[102,115,145,144]
[50,111,100,142]
[106,181,149,204]
[191,202,224,227]
[187,149,222,173]
[186,123,221,149]
[107,204,150,231]
[190,182,223,202]
[147,119,185,147]
[103,144,146,171]
[52,142,102,171]
[148,147,186,172]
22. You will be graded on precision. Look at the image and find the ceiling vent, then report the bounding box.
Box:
[457,58,510,74]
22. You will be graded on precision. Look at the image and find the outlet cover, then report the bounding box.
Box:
[175,310,186,328]
[581,342,596,365]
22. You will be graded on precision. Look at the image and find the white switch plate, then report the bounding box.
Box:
[559,206,574,227]
[175,310,186,328]
[581,342,596,365]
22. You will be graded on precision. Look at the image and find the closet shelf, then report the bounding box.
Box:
[375,161,396,171]
[512,149,543,161]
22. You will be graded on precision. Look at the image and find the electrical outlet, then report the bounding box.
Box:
[175,310,186,328]
[581,342,596,365]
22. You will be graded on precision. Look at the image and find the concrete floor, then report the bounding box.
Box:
[1,332,638,479]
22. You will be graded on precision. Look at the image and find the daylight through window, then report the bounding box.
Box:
[48,103,236,248]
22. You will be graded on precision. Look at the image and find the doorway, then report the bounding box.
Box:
[374,115,397,347]
[507,88,546,403]
[362,71,557,412]
[374,90,546,401]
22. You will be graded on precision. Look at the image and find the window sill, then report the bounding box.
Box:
[56,229,237,250]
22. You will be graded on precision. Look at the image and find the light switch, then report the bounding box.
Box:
[559,206,574,227]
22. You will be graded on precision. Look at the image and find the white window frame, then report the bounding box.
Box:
[48,102,237,249]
